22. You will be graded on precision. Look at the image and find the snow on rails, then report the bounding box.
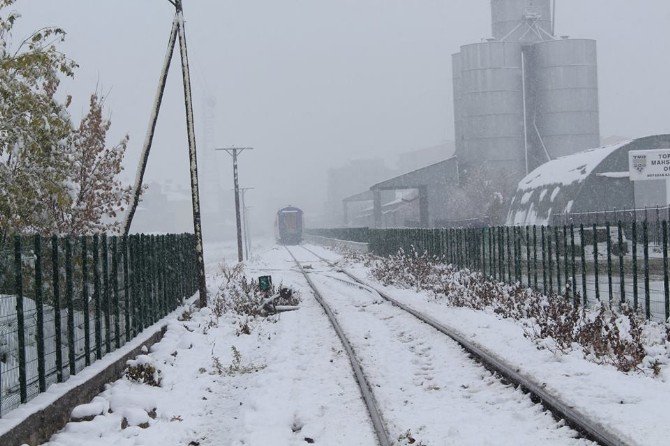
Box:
[286,245,616,446]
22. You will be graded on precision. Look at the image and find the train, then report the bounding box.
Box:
[275,206,304,245]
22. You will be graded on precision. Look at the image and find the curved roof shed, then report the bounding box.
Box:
[507,135,670,226]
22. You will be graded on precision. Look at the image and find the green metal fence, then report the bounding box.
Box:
[0,233,198,416]
[307,222,670,322]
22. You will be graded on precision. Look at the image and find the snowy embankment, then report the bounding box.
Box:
[43,243,376,446]
[307,244,670,446]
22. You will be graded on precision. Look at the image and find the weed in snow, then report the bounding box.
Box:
[369,247,670,375]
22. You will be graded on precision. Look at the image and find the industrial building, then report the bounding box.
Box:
[337,0,666,229]
[507,135,670,226]
[453,0,600,180]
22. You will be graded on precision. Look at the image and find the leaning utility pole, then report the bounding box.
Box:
[176,0,208,308]
[216,148,253,263]
[122,0,208,307]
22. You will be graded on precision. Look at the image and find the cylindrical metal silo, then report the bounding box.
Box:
[532,38,600,159]
[491,0,552,42]
[452,52,464,156]
[459,41,526,177]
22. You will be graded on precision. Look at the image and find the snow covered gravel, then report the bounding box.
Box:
[291,247,592,446]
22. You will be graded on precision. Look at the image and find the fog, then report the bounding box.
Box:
[14,0,670,237]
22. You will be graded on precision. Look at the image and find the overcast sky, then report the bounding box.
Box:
[13,0,670,233]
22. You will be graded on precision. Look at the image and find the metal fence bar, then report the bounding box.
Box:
[65,237,75,376]
[112,237,120,350]
[14,236,27,403]
[81,236,91,367]
[1,232,197,417]
[553,226,560,294]
[632,222,639,311]
[593,223,600,302]
[34,235,46,393]
[570,225,576,303]
[617,220,626,304]
[606,222,613,304]
[51,236,63,383]
[93,235,102,361]
[102,236,111,354]
[644,220,650,319]
[541,226,547,295]
[664,221,669,321]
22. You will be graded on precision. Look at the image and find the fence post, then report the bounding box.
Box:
[525,226,531,288]
[112,237,120,349]
[505,226,514,285]
[533,226,538,290]
[141,235,148,329]
[481,228,487,277]
[580,224,587,306]
[123,235,130,342]
[663,220,669,321]
[14,236,27,403]
[570,225,577,304]
[554,226,560,294]
[102,235,111,354]
[563,225,569,298]
[606,222,613,304]
[632,221,639,311]
[541,226,547,294]
[593,223,600,301]
[51,236,63,383]
[33,235,47,392]
[65,237,75,376]
[512,226,521,283]
[617,220,626,303]
[499,226,505,282]
[93,234,102,360]
[547,226,554,294]
[81,236,91,366]
[643,220,650,319]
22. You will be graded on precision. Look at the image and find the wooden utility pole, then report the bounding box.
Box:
[216,148,253,263]
[123,0,208,307]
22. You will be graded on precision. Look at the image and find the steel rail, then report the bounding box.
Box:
[300,245,634,446]
[285,247,392,446]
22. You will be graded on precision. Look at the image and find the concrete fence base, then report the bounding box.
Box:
[0,326,168,446]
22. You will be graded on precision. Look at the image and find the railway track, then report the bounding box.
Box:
[285,246,392,446]
[290,244,632,446]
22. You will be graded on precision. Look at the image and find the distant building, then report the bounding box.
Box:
[325,158,394,226]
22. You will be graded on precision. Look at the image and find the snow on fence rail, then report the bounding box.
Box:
[306,221,670,322]
[0,233,198,417]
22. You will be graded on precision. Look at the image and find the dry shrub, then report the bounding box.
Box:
[125,357,162,387]
[214,262,300,318]
[371,247,439,291]
[210,346,266,376]
[373,248,663,374]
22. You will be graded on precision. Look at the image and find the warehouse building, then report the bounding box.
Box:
[507,135,670,226]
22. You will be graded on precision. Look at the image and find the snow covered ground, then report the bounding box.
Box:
[42,243,377,445]
[307,244,670,446]
[35,240,669,445]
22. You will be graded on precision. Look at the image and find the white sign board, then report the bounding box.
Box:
[629,149,670,181]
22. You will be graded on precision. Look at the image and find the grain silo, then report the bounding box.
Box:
[453,0,600,181]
